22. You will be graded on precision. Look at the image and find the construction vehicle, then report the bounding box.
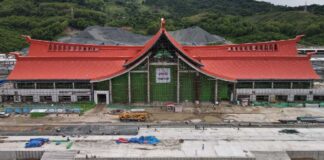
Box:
[119,111,149,122]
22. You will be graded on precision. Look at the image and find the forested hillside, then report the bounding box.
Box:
[0,0,324,52]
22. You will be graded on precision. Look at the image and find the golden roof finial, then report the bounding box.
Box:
[161,18,166,29]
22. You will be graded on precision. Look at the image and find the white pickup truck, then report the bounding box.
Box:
[0,112,9,118]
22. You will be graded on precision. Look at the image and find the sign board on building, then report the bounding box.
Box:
[156,68,171,83]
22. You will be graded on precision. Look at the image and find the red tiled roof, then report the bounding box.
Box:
[7,20,319,81]
[201,57,319,81]
[8,57,125,80]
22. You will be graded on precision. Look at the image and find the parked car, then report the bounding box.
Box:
[0,112,9,118]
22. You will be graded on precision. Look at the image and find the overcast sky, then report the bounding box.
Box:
[257,0,324,6]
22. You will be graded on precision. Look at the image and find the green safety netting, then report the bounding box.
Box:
[320,102,324,107]
[251,101,324,108]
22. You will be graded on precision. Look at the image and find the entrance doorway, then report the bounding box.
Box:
[97,94,107,104]
[94,90,109,104]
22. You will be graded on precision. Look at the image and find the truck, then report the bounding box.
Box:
[119,111,149,122]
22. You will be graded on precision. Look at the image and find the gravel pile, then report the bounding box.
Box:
[59,26,226,46]
[59,26,150,45]
[169,26,226,45]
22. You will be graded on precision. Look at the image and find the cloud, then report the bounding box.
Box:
[257,0,324,7]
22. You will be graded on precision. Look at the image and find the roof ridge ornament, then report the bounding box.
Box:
[161,18,166,30]
[295,35,304,42]
[21,35,32,43]
[9,52,21,59]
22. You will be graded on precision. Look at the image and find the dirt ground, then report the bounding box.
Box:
[1,104,324,125]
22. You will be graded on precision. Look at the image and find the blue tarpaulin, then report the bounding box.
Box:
[25,138,49,148]
[15,108,22,114]
[116,136,160,145]
[5,108,14,114]
[0,80,6,85]
[23,107,31,114]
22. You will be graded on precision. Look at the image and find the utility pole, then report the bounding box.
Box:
[304,1,308,12]
[71,7,74,19]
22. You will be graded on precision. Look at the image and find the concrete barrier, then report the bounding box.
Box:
[0,150,44,160]
[287,151,324,160]
[76,157,255,160]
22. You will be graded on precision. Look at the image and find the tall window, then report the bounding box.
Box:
[56,82,73,89]
[17,83,35,89]
[37,83,54,89]
[74,82,91,89]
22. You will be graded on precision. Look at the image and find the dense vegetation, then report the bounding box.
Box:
[0,0,324,52]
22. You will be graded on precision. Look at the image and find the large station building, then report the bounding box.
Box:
[0,19,322,104]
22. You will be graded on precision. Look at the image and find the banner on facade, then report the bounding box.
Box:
[156,68,171,83]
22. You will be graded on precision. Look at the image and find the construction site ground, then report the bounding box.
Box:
[1,104,324,125]
[1,127,324,159]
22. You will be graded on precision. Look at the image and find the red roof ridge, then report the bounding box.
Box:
[196,56,310,60]
[18,56,130,61]
[23,35,144,49]
[183,35,304,49]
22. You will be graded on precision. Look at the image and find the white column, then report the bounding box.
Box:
[147,58,150,103]
[52,95,59,102]
[288,95,294,102]
[177,58,180,103]
[250,94,256,102]
[128,72,131,104]
[214,79,218,103]
[109,80,112,103]
[71,95,77,102]
[90,83,94,102]
[94,92,98,104]
[233,82,237,101]
[33,95,40,102]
